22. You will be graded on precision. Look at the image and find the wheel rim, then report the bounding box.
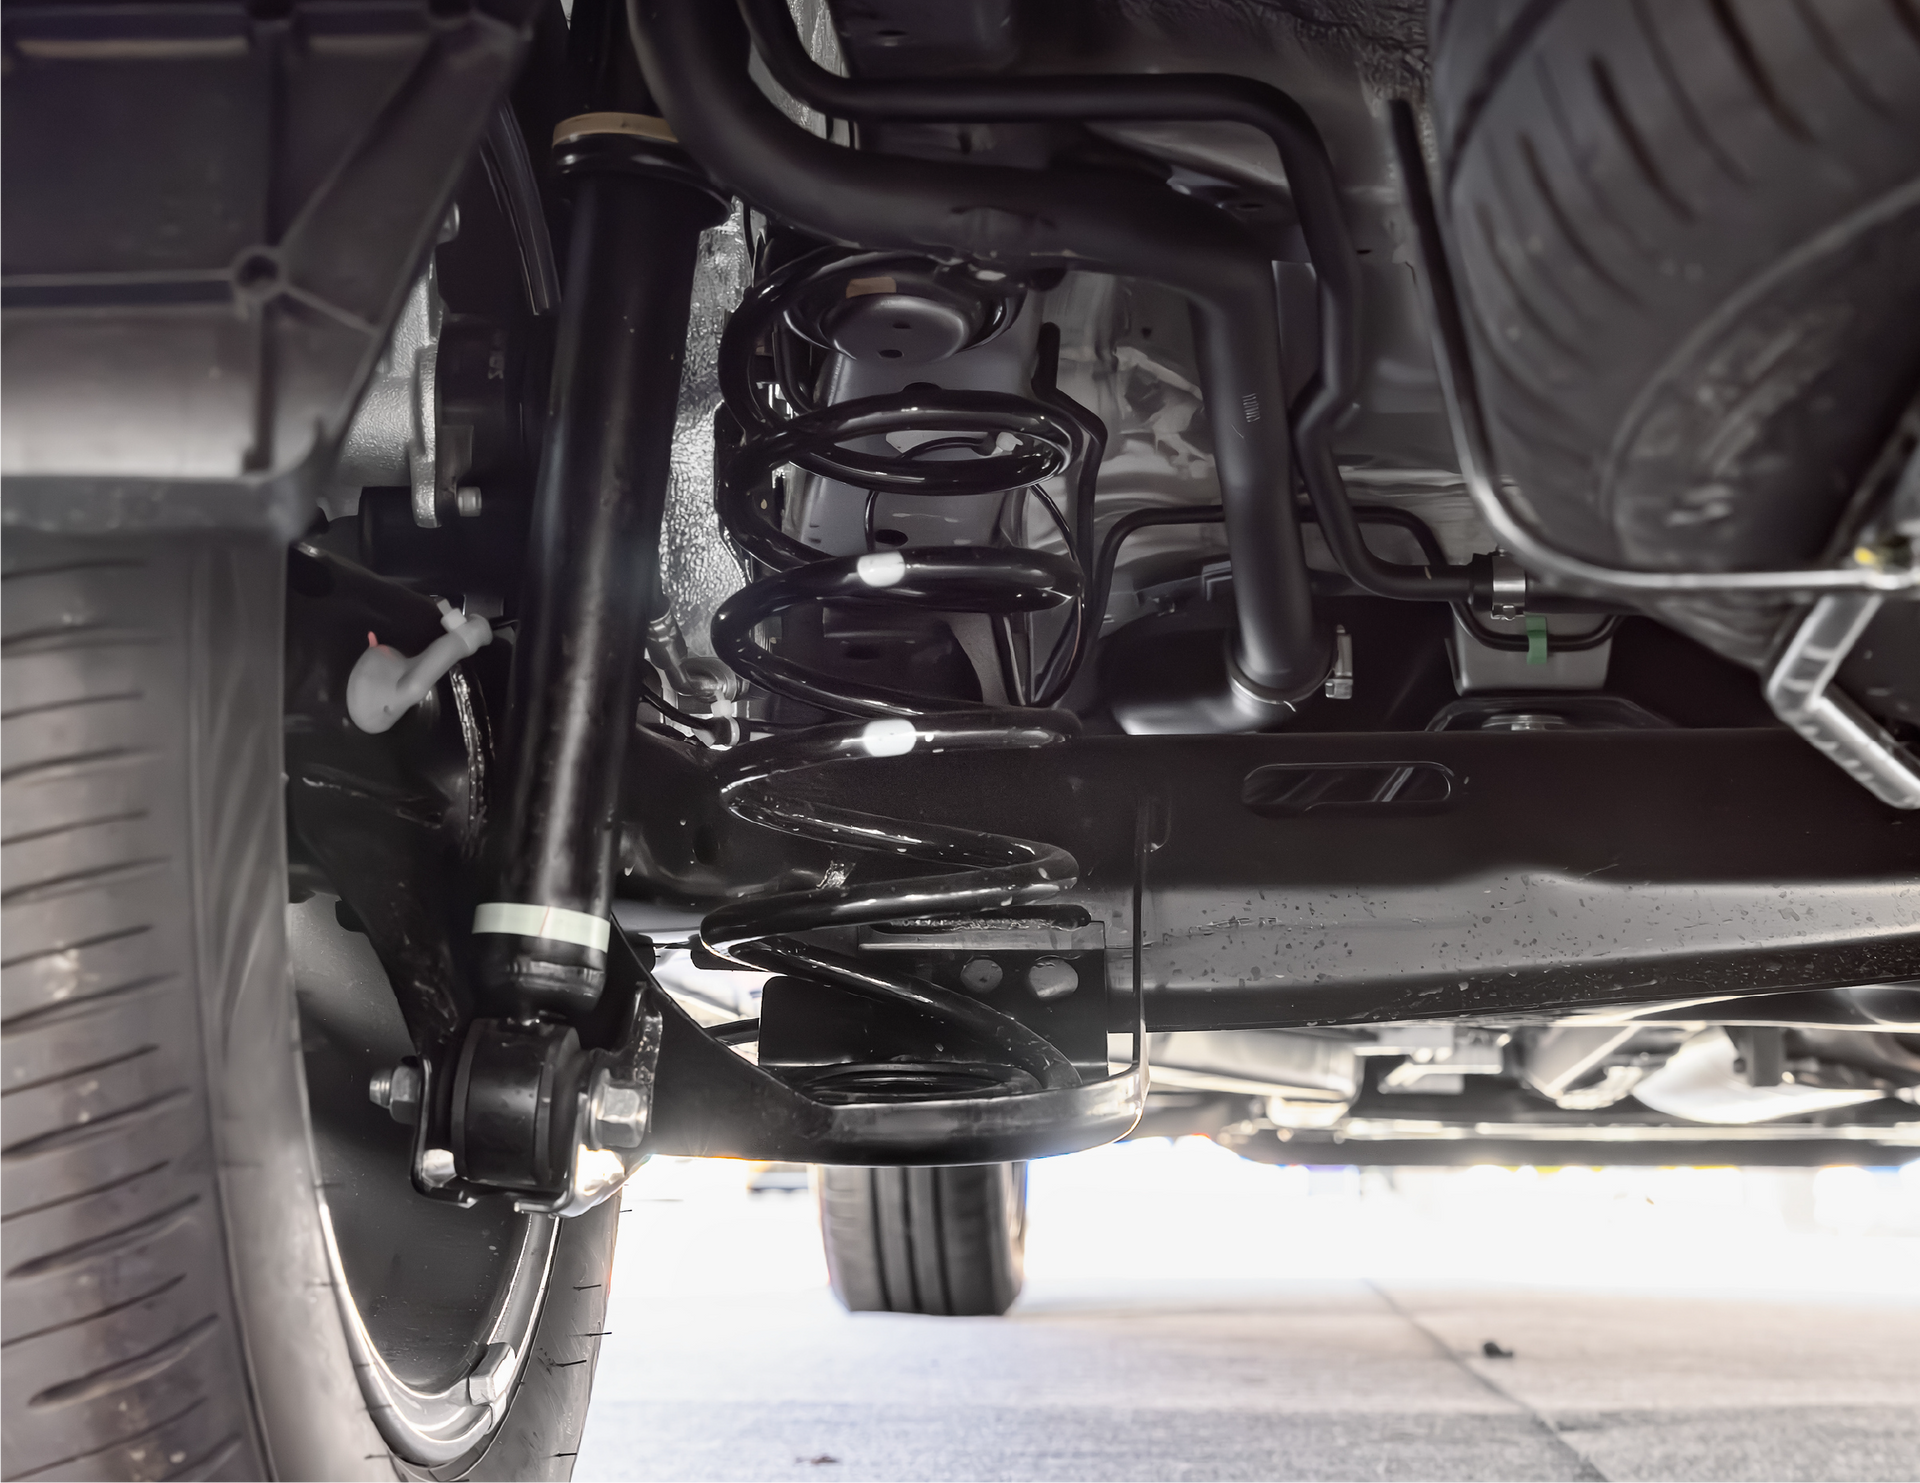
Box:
[290,896,559,1468]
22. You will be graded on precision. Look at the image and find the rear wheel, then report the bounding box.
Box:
[1430,0,1920,674]
[1,531,613,1481]
[816,1163,1026,1317]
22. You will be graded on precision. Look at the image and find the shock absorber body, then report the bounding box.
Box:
[474,117,728,1017]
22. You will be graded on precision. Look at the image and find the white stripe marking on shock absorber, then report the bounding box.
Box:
[860,718,919,757]
[855,550,907,587]
[472,902,612,951]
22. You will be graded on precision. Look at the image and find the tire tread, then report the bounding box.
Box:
[3,533,268,1480]
[817,1163,1024,1318]
[1435,0,1920,650]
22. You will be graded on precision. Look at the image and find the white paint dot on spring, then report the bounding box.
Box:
[860,718,919,757]
[855,550,907,587]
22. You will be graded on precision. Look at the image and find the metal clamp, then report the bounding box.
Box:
[1766,592,1920,809]
[1485,553,1528,620]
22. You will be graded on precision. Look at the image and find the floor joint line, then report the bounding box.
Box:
[1366,1279,1608,1482]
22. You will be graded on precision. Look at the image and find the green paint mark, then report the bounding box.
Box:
[1526,615,1550,665]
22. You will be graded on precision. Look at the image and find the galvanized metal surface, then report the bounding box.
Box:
[1766,590,1920,809]
[662,206,754,661]
[334,265,443,526]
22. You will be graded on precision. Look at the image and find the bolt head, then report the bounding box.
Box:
[466,1342,516,1406]
[959,956,1003,993]
[588,1070,647,1149]
[1026,955,1079,1000]
[369,1061,423,1124]
[455,486,483,517]
[420,1147,457,1188]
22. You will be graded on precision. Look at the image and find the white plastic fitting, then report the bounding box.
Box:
[347,599,492,734]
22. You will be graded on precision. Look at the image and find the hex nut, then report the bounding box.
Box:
[588,1070,646,1149]
[369,1062,423,1125]
[959,956,1003,993]
[1027,955,1079,1000]
[466,1342,516,1406]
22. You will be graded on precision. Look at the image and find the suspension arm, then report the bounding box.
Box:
[622,727,1920,1030]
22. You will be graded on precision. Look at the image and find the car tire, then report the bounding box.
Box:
[816,1163,1026,1317]
[1,530,614,1481]
[1429,0,1920,674]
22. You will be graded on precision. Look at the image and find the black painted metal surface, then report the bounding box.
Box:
[284,542,499,1057]
[478,133,725,1015]
[685,728,1920,1028]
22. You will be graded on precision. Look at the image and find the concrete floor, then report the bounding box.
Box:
[574,1142,1920,1482]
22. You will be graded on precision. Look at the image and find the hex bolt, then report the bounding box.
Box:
[587,1069,647,1149]
[420,1147,457,1188]
[467,1342,516,1407]
[959,956,1003,993]
[1027,955,1079,1000]
[456,486,484,517]
[368,1061,423,1125]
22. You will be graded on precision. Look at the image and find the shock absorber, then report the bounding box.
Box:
[413,7,733,1210]
[697,248,1114,1104]
[474,115,727,1016]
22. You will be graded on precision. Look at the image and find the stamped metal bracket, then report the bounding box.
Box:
[1766,593,1920,809]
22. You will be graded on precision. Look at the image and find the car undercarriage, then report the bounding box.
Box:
[4,0,1918,1475]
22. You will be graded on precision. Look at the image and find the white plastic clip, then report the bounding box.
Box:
[346,600,492,734]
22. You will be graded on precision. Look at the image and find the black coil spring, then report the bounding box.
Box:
[711,248,1109,712]
[697,249,1108,1097]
